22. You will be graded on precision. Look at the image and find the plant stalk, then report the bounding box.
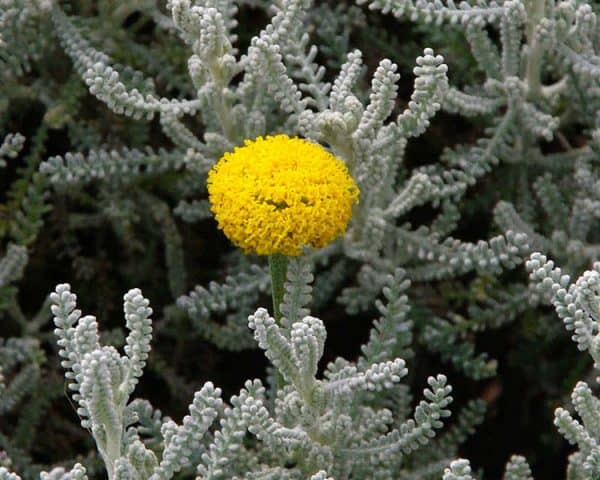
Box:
[268,253,288,393]
[525,0,546,99]
[268,253,288,323]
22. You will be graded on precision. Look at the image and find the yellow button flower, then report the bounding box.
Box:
[207,135,359,256]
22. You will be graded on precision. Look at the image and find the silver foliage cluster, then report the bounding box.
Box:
[4,0,534,393]
[446,251,600,479]
[106,0,533,381]
[0,0,51,76]
[0,133,24,168]
[40,148,185,187]
[34,0,532,291]
[5,0,600,476]
[526,253,600,479]
[443,455,534,480]
[1,259,465,480]
[348,0,600,388]
[355,0,600,283]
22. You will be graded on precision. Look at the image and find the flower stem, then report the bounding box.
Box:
[269,253,288,322]
[269,253,288,393]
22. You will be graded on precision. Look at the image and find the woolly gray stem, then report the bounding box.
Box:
[525,0,546,100]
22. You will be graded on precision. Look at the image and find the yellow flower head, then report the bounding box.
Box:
[207,135,359,256]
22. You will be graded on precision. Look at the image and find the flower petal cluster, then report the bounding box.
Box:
[207,135,359,256]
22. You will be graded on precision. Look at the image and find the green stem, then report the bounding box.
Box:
[268,253,288,393]
[268,253,288,322]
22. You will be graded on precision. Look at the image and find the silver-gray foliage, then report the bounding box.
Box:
[6,0,600,476]
[0,265,461,479]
